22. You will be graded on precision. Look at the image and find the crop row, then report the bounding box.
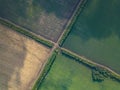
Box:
[61,48,120,83]
[0,18,54,48]
[59,0,88,46]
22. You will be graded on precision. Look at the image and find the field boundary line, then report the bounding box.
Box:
[31,48,53,90]
[0,17,52,42]
[58,0,87,46]
[32,49,59,90]
[0,17,54,48]
[31,43,57,89]
[61,48,120,80]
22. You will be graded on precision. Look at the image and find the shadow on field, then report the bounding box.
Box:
[0,29,27,90]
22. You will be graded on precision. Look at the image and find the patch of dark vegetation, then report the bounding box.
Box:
[92,67,120,83]
[61,48,120,83]
[92,67,109,82]
[92,69,105,82]
[0,18,54,48]
[32,49,59,90]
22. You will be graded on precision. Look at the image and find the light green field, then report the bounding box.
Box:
[38,54,120,90]
[63,0,120,74]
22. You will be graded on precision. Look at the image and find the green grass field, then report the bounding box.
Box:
[38,53,120,90]
[63,0,120,74]
[0,0,79,42]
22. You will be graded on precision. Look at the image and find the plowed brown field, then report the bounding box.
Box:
[0,24,50,90]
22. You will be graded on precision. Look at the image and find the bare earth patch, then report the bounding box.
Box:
[0,24,50,90]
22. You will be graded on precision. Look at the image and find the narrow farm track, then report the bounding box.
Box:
[57,0,84,44]
[0,17,55,45]
[50,0,84,55]
[61,48,120,77]
[52,0,84,49]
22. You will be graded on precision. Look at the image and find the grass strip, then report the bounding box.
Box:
[32,49,59,90]
[59,0,88,46]
[61,48,120,83]
[0,18,54,48]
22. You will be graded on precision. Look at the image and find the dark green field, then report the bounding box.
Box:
[0,0,80,42]
[63,0,120,74]
[38,54,120,90]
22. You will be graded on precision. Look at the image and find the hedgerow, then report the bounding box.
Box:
[0,18,54,48]
[32,49,59,90]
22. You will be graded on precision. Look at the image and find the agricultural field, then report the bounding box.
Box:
[0,24,50,90]
[37,53,120,90]
[0,0,80,42]
[63,0,120,74]
[1,0,120,90]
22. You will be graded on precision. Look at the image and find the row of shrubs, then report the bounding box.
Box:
[59,0,88,46]
[0,18,54,48]
[32,49,59,90]
[61,48,120,83]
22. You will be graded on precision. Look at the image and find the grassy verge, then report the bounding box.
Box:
[61,48,120,83]
[59,0,88,46]
[32,49,59,90]
[0,18,54,48]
